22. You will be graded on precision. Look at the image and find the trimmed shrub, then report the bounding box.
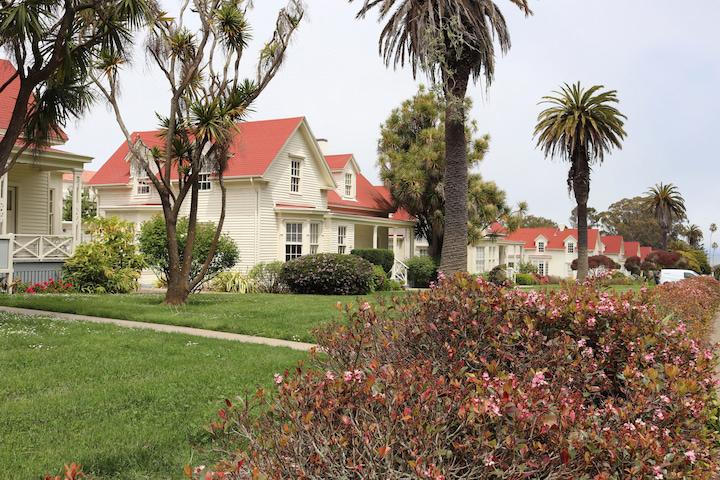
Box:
[138,215,239,291]
[645,250,684,269]
[370,265,405,292]
[406,256,437,288]
[281,254,374,295]
[210,271,258,293]
[487,265,507,285]
[625,255,641,276]
[351,248,394,273]
[249,261,287,293]
[63,217,145,293]
[515,272,538,285]
[571,254,620,272]
[199,275,720,479]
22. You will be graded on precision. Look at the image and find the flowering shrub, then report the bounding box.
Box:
[281,254,375,295]
[196,275,720,479]
[18,278,74,294]
[654,276,720,338]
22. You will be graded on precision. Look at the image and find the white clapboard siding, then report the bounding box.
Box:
[10,164,49,234]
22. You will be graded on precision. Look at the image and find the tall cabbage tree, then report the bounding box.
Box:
[646,183,686,250]
[535,83,627,281]
[350,0,532,273]
[0,0,155,175]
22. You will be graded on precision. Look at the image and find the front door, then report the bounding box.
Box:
[7,186,16,233]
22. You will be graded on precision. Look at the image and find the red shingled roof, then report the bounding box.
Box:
[602,235,624,255]
[623,241,640,258]
[506,227,600,250]
[0,59,68,141]
[327,173,395,217]
[325,154,352,170]
[89,117,304,186]
[639,246,652,261]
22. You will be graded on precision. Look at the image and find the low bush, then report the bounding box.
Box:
[518,261,539,275]
[571,254,620,272]
[515,272,538,285]
[18,278,74,294]
[406,256,437,288]
[63,217,145,293]
[369,265,405,292]
[714,265,720,281]
[200,275,720,479]
[646,250,686,269]
[138,216,239,292]
[351,248,394,273]
[210,271,258,293]
[654,276,720,338]
[248,261,287,293]
[487,265,507,285]
[281,254,374,295]
[625,255,641,276]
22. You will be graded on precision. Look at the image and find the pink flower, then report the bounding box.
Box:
[531,371,547,388]
[653,465,664,479]
[654,409,665,420]
[343,371,354,382]
[273,374,283,385]
[360,302,371,311]
[325,371,336,381]
[353,369,364,382]
[587,316,596,328]
[684,450,696,464]
[643,353,655,363]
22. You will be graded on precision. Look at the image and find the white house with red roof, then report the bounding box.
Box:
[89,117,416,277]
[0,60,92,285]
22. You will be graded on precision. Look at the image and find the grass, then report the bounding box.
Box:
[0,292,405,343]
[0,313,307,479]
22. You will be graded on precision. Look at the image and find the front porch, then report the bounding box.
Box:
[0,148,91,286]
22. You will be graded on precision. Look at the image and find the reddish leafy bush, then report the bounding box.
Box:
[654,276,720,338]
[571,254,620,272]
[18,278,74,294]
[646,250,687,269]
[195,275,720,479]
[625,255,641,275]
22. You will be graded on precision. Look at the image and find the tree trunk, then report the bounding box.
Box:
[162,209,191,305]
[575,202,589,282]
[439,68,470,274]
[572,153,591,282]
[428,225,444,263]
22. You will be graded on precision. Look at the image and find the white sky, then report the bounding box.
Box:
[64,0,720,243]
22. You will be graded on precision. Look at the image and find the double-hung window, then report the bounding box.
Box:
[137,177,151,195]
[337,226,347,254]
[344,173,353,197]
[198,169,212,191]
[310,223,320,254]
[475,246,485,273]
[285,223,303,261]
[290,159,301,193]
[567,242,575,254]
[537,241,545,253]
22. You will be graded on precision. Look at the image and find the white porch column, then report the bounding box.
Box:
[372,225,378,249]
[392,228,398,256]
[72,169,82,244]
[0,173,7,235]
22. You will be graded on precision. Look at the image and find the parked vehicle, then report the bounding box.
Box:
[658,269,699,284]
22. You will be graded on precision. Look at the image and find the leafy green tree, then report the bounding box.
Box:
[351,0,532,274]
[535,83,627,281]
[683,224,703,249]
[569,206,603,229]
[645,183,686,250]
[669,239,711,274]
[0,0,154,175]
[519,214,558,228]
[599,196,664,249]
[139,216,239,292]
[62,191,96,221]
[93,0,304,304]
[378,87,516,260]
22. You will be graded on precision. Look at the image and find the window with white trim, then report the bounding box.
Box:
[290,159,301,193]
[537,241,545,253]
[137,177,151,195]
[418,247,429,257]
[344,172,353,197]
[48,189,56,235]
[310,223,320,254]
[475,246,486,273]
[567,242,575,254]
[198,169,212,191]
[534,260,548,277]
[337,226,347,254]
[285,223,303,261]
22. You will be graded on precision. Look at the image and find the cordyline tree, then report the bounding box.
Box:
[535,83,627,282]
[92,0,304,305]
[351,0,532,274]
[378,86,521,260]
[0,0,154,175]
[645,183,686,250]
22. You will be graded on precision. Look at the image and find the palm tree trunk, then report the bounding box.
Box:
[439,67,470,274]
[573,153,590,282]
[576,202,589,281]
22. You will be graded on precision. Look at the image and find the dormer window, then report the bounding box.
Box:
[344,172,353,197]
[567,242,575,254]
[537,241,545,253]
[137,177,151,195]
[290,159,301,193]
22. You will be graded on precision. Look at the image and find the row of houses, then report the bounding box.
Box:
[0,58,652,284]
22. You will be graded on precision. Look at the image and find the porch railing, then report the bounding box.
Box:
[12,234,75,261]
[391,258,409,286]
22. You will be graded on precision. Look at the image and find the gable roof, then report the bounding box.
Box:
[0,59,68,142]
[639,246,652,261]
[325,154,353,170]
[602,235,624,255]
[327,173,395,217]
[623,241,640,258]
[62,170,96,183]
[89,117,307,186]
[506,227,601,250]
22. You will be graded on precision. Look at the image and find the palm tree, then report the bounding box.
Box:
[712,242,718,266]
[645,183,686,250]
[534,83,627,281]
[350,0,532,274]
[684,224,703,249]
[710,223,717,263]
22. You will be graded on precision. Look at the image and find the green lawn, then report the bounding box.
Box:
[0,292,406,343]
[0,313,306,479]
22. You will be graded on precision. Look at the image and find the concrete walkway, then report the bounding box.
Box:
[0,306,317,352]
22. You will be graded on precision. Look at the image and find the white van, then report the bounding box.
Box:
[658,269,699,284]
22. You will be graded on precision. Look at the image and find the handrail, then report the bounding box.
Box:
[11,234,74,261]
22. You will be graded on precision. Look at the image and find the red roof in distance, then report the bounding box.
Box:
[623,241,641,258]
[505,227,601,250]
[601,235,624,255]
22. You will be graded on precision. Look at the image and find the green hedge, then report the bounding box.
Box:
[281,254,375,295]
[407,256,437,288]
[515,273,538,285]
[350,249,394,273]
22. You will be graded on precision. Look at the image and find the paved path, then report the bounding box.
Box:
[0,306,317,352]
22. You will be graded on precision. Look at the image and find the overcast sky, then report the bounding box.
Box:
[64,0,720,242]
